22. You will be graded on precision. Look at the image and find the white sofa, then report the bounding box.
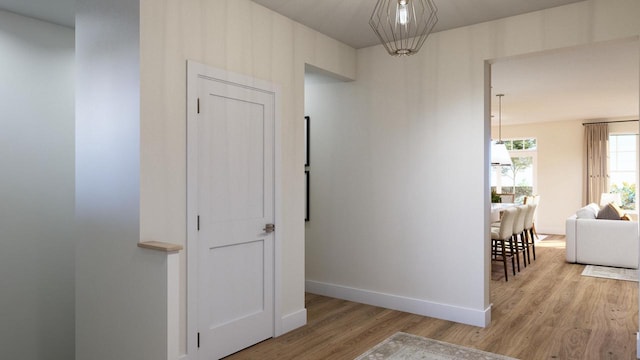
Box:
[565,203,639,269]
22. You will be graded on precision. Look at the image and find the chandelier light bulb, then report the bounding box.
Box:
[397,0,409,25]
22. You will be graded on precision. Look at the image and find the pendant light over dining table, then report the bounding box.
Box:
[492,94,513,167]
[369,0,438,56]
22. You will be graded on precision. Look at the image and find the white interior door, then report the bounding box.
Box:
[193,70,275,359]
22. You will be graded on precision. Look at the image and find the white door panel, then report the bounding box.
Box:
[208,241,266,327]
[193,71,275,359]
[203,95,265,223]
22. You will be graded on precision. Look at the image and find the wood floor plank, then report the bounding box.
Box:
[225,235,638,359]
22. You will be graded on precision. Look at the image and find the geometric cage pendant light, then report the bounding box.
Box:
[491,94,513,167]
[369,0,438,56]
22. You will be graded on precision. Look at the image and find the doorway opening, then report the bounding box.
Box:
[488,37,640,289]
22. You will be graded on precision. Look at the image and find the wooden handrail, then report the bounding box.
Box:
[138,241,183,253]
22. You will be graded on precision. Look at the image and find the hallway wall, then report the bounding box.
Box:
[0,10,75,360]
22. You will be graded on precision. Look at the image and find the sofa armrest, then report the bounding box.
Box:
[575,218,639,269]
[565,215,577,263]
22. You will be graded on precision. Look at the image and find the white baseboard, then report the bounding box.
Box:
[306,280,490,327]
[278,308,307,336]
[636,332,639,359]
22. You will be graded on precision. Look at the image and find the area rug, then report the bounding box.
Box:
[581,265,638,282]
[355,332,518,360]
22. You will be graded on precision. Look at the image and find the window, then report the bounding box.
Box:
[609,134,637,210]
[491,138,537,204]
[503,138,537,151]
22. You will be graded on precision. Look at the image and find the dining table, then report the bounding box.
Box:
[491,202,516,223]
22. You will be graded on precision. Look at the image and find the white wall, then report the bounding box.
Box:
[495,120,584,235]
[305,0,640,328]
[0,11,75,360]
[76,1,171,359]
[495,119,640,235]
[138,0,357,356]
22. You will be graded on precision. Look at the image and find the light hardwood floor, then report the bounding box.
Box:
[226,235,638,359]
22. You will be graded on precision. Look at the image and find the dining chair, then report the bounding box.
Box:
[512,205,528,271]
[498,193,515,203]
[523,203,537,262]
[491,207,517,281]
[524,195,541,239]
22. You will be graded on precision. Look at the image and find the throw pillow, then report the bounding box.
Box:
[597,202,625,220]
[587,202,600,215]
[576,203,599,219]
[609,202,625,217]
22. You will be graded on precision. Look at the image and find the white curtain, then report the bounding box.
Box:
[584,123,609,205]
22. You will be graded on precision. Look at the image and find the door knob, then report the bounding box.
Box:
[263,223,275,233]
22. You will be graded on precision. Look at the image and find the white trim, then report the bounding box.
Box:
[280,308,307,335]
[273,81,283,337]
[186,60,199,359]
[306,280,490,328]
[186,60,282,358]
[637,331,640,359]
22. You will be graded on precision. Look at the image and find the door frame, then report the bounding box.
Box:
[185,60,282,358]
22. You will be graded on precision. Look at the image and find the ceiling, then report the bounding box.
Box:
[0,0,74,28]
[253,0,586,49]
[1,0,637,125]
[491,40,639,125]
[0,0,588,46]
